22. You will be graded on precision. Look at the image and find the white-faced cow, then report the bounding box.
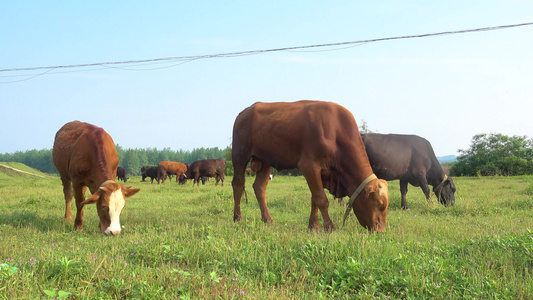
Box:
[180,159,226,186]
[361,133,456,210]
[52,121,140,235]
[232,101,389,232]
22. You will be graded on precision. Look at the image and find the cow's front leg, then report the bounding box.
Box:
[308,201,320,231]
[253,164,274,224]
[416,171,431,203]
[73,183,86,230]
[61,177,73,220]
[301,163,334,232]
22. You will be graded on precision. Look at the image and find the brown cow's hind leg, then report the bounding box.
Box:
[232,161,247,222]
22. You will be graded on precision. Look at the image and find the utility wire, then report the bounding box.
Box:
[1,21,532,74]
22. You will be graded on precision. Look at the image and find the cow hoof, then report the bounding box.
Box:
[308,225,320,232]
[401,206,409,210]
[262,218,274,225]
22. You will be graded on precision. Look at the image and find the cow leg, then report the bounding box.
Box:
[253,164,274,224]
[413,171,431,203]
[300,163,334,232]
[73,183,86,230]
[219,173,224,186]
[400,179,409,210]
[61,177,73,220]
[232,161,248,222]
[156,170,162,184]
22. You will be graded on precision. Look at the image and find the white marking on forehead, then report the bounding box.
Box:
[104,189,125,235]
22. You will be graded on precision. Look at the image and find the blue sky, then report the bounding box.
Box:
[1,1,532,157]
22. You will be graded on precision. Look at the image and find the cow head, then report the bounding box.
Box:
[178,174,188,184]
[435,176,456,206]
[352,179,389,233]
[80,181,140,235]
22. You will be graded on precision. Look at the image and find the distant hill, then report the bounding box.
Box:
[0,162,51,178]
[437,155,457,163]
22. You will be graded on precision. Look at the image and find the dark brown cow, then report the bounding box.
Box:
[157,161,187,183]
[232,101,389,232]
[52,121,140,235]
[116,166,127,182]
[141,166,158,183]
[180,159,225,186]
[362,133,456,209]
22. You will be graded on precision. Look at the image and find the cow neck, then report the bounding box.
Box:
[343,173,377,225]
[428,168,446,187]
[433,175,448,199]
[92,128,115,185]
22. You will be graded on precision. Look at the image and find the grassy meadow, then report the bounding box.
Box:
[0,162,532,299]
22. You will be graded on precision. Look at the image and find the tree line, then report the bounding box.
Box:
[449,133,533,176]
[0,145,231,176]
[2,133,533,177]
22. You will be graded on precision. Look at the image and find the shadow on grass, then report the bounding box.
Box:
[0,210,58,232]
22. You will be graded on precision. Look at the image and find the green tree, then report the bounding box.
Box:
[123,150,142,176]
[450,133,533,176]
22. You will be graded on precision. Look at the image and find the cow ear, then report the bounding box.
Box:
[124,188,140,198]
[81,193,99,206]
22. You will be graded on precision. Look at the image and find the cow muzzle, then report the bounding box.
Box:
[104,228,121,236]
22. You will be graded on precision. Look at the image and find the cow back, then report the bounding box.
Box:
[53,121,118,193]
[233,100,373,198]
[362,133,440,181]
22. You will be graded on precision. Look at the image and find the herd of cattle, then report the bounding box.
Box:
[52,100,456,235]
[136,159,226,186]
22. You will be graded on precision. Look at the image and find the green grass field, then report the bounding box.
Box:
[0,162,532,299]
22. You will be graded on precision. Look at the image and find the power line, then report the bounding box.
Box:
[1,21,532,74]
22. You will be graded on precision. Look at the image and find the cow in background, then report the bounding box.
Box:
[232,101,389,232]
[157,161,187,183]
[180,159,225,186]
[362,133,456,209]
[116,166,128,182]
[52,121,140,235]
[141,166,158,183]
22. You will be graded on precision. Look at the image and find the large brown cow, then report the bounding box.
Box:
[180,159,225,186]
[232,101,389,232]
[362,133,456,209]
[52,121,140,235]
[157,161,187,183]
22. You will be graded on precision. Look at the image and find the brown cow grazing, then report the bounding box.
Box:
[362,133,456,209]
[157,161,187,183]
[179,159,225,186]
[52,121,140,235]
[232,101,389,232]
